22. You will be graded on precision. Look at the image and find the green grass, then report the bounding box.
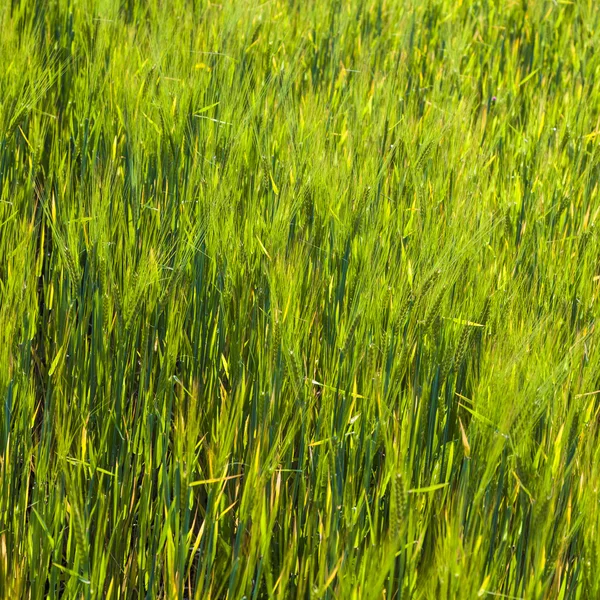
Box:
[1,0,599,597]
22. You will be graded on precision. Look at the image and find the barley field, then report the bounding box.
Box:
[1,0,599,598]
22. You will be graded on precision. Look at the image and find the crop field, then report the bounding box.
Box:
[1,0,599,598]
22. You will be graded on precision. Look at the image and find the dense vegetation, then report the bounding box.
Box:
[1,0,599,597]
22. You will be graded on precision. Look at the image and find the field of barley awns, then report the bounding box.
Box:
[1,0,600,598]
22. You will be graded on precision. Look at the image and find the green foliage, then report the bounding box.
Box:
[0,0,599,597]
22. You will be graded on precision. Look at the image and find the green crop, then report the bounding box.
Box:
[0,0,599,598]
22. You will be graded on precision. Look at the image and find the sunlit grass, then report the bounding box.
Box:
[0,0,599,598]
